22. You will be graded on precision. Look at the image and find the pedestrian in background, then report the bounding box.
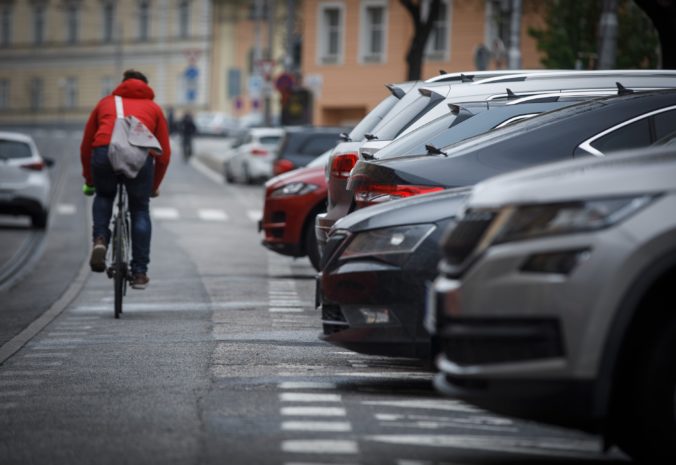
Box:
[180,111,197,162]
[80,69,171,289]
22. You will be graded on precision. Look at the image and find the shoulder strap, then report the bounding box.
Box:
[114,95,124,119]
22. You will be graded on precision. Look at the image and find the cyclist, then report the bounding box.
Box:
[80,69,171,289]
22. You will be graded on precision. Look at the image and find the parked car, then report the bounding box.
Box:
[428,145,676,462]
[0,131,53,228]
[260,150,331,270]
[194,112,237,137]
[348,89,676,208]
[316,70,676,260]
[272,126,347,176]
[224,127,285,184]
[315,97,619,358]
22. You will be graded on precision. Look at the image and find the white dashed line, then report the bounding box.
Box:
[198,209,228,221]
[282,421,352,432]
[151,207,180,220]
[278,382,337,390]
[282,440,358,454]
[281,407,347,417]
[56,204,77,215]
[280,393,342,402]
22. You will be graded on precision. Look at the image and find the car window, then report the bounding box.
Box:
[260,136,282,146]
[654,109,676,140]
[590,118,651,153]
[300,135,339,155]
[0,140,32,159]
[348,94,399,141]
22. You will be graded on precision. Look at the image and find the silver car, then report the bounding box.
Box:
[0,131,52,228]
[428,145,676,462]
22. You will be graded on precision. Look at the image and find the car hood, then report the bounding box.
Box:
[265,165,326,190]
[334,187,471,233]
[470,146,676,209]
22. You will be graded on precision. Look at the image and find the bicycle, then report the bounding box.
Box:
[105,178,132,318]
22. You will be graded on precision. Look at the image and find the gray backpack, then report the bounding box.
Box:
[108,95,163,178]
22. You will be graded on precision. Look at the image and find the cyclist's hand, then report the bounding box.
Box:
[82,184,96,196]
[150,189,159,198]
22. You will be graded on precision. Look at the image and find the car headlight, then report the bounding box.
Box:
[341,224,436,260]
[270,182,319,197]
[487,195,657,244]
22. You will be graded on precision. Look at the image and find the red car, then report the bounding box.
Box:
[260,163,328,270]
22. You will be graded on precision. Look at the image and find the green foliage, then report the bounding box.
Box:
[529,0,659,69]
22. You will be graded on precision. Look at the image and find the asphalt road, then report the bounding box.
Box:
[0,131,630,464]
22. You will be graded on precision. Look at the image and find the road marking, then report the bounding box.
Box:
[278,382,337,390]
[336,372,433,380]
[151,207,180,220]
[282,421,352,432]
[365,434,603,457]
[282,440,358,454]
[198,209,228,221]
[270,308,304,313]
[281,407,346,416]
[247,210,262,222]
[56,204,76,215]
[362,399,479,412]
[280,393,341,402]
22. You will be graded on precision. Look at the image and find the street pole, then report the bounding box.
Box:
[597,0,618,69]
[508,0,522,69]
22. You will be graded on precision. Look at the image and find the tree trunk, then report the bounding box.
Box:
[634,0,676,68]
[400,0,442,80]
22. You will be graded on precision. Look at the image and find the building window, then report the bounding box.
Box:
[64,77,78,109]
[102,2,115,43]
[359,1,387,63]
[425,0,451,60]
[29,77,43,111]
[139,0,150,41]
[101,76,114,98]
[33,4,45,45]
[0,79,9,109]
[1,6,11,47]
[178,0,189,38]
[317,3,344,65]
[66,3,79,44]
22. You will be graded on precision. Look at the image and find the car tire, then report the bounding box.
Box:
[305,215,321,271]
[31,208,48,229]
[614,310,676,462]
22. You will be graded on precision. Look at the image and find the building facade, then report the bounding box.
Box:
[301,0,546,126]
[0,0,212,125]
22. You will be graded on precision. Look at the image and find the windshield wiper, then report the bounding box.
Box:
[425,144,447,156]
[364,133,379,141]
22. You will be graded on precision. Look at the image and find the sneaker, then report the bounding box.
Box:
[89,237,107,273]
[131,273,149,290]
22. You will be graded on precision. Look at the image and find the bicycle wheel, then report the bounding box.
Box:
[113,215,125,318]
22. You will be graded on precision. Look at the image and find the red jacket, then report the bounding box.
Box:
[80,79,171,192]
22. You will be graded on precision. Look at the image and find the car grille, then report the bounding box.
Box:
[441,209,497,267]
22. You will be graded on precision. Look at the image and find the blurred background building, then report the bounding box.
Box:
[0,1,658,127]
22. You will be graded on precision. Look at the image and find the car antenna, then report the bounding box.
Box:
[339,132,351,142]
[425,144,447,156]
[439,69,448,75]
[506,88,519,99]
[364,133,378,141]
[616,82,634,96]
[460,73,473,83]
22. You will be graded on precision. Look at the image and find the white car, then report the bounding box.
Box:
[428,144,676,462]
[0,131,52,228]
[224,127,285,184]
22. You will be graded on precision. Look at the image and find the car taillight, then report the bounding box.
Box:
[20,161,45,171]
[251,148,268,156]
[274,159,295,175]
[330,152,358,179]
[354,183,444,209]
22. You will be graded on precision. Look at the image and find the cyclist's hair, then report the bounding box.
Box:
[122,69,148,84]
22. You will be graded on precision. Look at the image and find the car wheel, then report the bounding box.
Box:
[304,215,321,271]
[614,311,676,462]
[31,208,48,229]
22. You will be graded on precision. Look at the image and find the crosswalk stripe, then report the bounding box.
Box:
[56,204,76,215]
[281,440,358,454]
[280,393,341,402]
[151,207,180,220]
[198,209,228,221]
[282,421,352,432]
[281,407,346,416]
[247,210,262,222]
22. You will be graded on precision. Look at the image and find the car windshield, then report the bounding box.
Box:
[348,94,399,141]
[0,140,32,159]
[260,136,282,146]
[307,149,333,168]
